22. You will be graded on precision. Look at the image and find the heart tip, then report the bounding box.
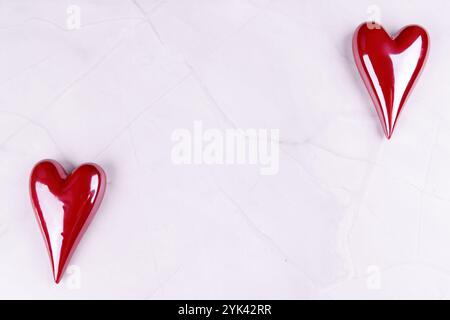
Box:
[385,128,394,139]
[53,273,62,284]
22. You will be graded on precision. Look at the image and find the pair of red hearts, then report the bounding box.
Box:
[29,22,429,284]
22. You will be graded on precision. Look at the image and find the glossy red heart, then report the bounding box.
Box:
[353,23,429,139]
[29,160,106,283]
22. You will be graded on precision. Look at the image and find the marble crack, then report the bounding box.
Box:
[131,0,165,45]
[0,55,51,88]
[94,72,192,159]
[0,110,66,158]
[38,23,135,116]
[214,181,317,290]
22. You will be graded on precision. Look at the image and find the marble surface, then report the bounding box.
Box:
[0,0,450,299]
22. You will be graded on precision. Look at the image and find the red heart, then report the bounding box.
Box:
[29,160,106,283]
[353,23,429,139]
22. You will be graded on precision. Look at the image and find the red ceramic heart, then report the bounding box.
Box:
[29,160,106,283]
[353,23,429,139]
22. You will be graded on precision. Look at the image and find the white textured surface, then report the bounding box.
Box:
[0,0,449,299]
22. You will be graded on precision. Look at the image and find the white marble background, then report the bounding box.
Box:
[0,0,449,299]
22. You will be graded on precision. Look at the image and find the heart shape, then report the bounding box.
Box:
[352,23,429,139]
[29,160,106,283]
